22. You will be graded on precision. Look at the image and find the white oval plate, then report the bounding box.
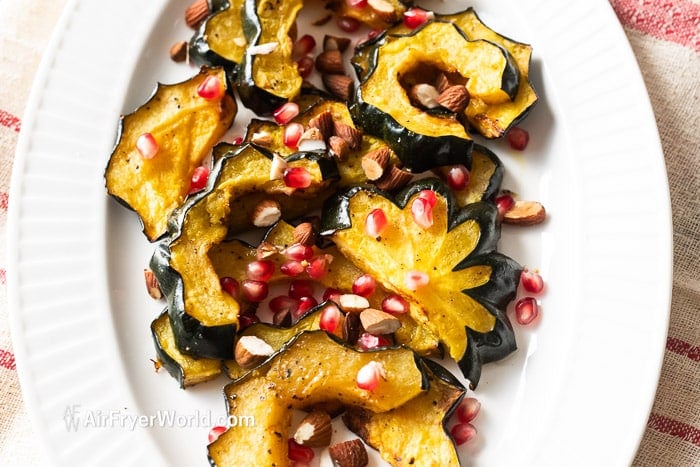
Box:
[8,0,672,466]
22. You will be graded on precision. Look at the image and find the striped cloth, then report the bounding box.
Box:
[0,0,698,465]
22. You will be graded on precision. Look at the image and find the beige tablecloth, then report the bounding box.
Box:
[1,0,698,465]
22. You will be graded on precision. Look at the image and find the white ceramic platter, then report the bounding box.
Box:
[8,0,672,466]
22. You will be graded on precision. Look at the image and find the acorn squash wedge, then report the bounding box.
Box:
[343,358,465,466]
[350,20,519,172]
[325,0,411,29]
[151,312,221,389]
[237,0,304,115]
[449,144,504,207]
[105,67,237,241]
[189,0,246,73]
[149,143,339,359]
[320,179,521,379]
[207,330,436,466]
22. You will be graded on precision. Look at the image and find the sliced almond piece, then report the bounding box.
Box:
[323,74,354,101]
[144,268,163,300]
[367,0,398,22]
[293,411,332,447]
[338,294,370,313]
[308,110,335,142]
[361,147,391,181]
[293,222,316,246]
[334,122,363,150]
[269,153,288,180]
[328,135,350,161]
[323,34,352,53]
[329,439,369,467]
[437,85,470,113]
[315,50,345,74]
[502,200,547,226]
[169,41,188,63]
[251,130,273,146]
[359,308,402,335]
[409,83,440,109]
[234,335,274,369]
[256,241,280,260]
[185,0,209,29]
[251,199,281,227]
[435,72,452,93]
[374,164,413,192]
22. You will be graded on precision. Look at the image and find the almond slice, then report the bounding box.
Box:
[329,439,369,467]
[338,294,370,313]
[333,122,363,150]
[323,74,354,102]
[502,200,547,225]
[144,268,163,300]
[315,50,345,74]
[292,222,316,246]
[359,308,402,335]
[361,147,391,181]
[437,85,470,113]
[293,411,332,447]
[234,335,274,369]
[374,164,413,192]
[251,199,281,227]
[185,0,209,29]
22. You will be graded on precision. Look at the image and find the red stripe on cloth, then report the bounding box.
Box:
[0,348,16,371]
[610,0,700,52]
[0,108,22,132]
[667,336,700,362]
[648,413,700,446]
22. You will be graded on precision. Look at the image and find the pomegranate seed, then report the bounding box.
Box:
[283,167,312,189]
[521,269,544,294]
[357,332,392,350]
[208,425,227,443]
[365,208,388,239]
[246,260,275,282]
[238,311,260,329]
[347,0,368,8]
[197,75,224,100]
[241,280,269,302]
[288,438,315,462]
[284,243,314,262]
[136,132,159,159]
[356,361,386,391]
[319,303,342,333]
[455,397,481,424]
[506,126,529,150]
[283,122,304,149]
[450,422,477,446]
[411,197,434,229]
[296,56,315,79]
[337,16,361,33]
[494,193,515,218]
[189,166,210,194]
[280,260,305,277]
[288,279,315,300]
[446,165,470,191]
[381,294,409,315]
[220,277,240,298]
[295,296,318,320]
[515,297,539,325]
[273,102,300,125]
[292,34,316,60]
[418,189,438,208]
[404,270,429,291]
[306,255,331,279]
[403,8,434,29]
[269,295,300,315]
[231,136,244,145]
[352,274,376,297]
[323,287,342,302]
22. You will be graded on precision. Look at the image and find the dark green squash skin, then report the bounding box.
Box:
[320,178,521,384]
[472,143,505,202]
[150,144,340,360]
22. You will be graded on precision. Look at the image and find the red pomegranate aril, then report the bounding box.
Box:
[296,56,315,79]
[208,425,227,443]
[220,276,240,298]
[189,165,210,194]
[450,422,477,446]
[347,0,368,8]
[403,8,433,29]
[241,280,269,302]
[269,295,300,315]
[357,332,391,350]
[287,438,315,462]
[337,16,361,33]
[381,294,409,315]
[418,189,438,207]
[283,167,312,189]
[365,208,387,239]
[515,297,539,325]
[404,270,429,291]
[292,34,316,60]
[352,274,376,297]
[246,260,275,282]
[295,296,318,318]
[231,135,244,145]
[288,279,315,300]
[323,287,343,302]
[521,268,544,294]
[494,193,515,218]
[284,243,314,262]
[273,102,300,125]
[356,361,386,391]
[319,303,342,333]
[306,255,331,279]
[411,197,434,229]
[283,122,304,149]
[281,260,305,277]
[238,312,259,329]
[197,75,224,100]
[506,126,529,150]
[446,165,470,191]
[455,397,481,424]
[136,132,159,159]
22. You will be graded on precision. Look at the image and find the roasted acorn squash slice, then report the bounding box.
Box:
[149,143,339,359]
[321,179,521,377]
[208,330,437,466]
[105,67,237,241]
[151,312,221,389]
[450,144,504,207]
[189,0,246,72]
[351,20,519,172]
[325,0,410,29]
